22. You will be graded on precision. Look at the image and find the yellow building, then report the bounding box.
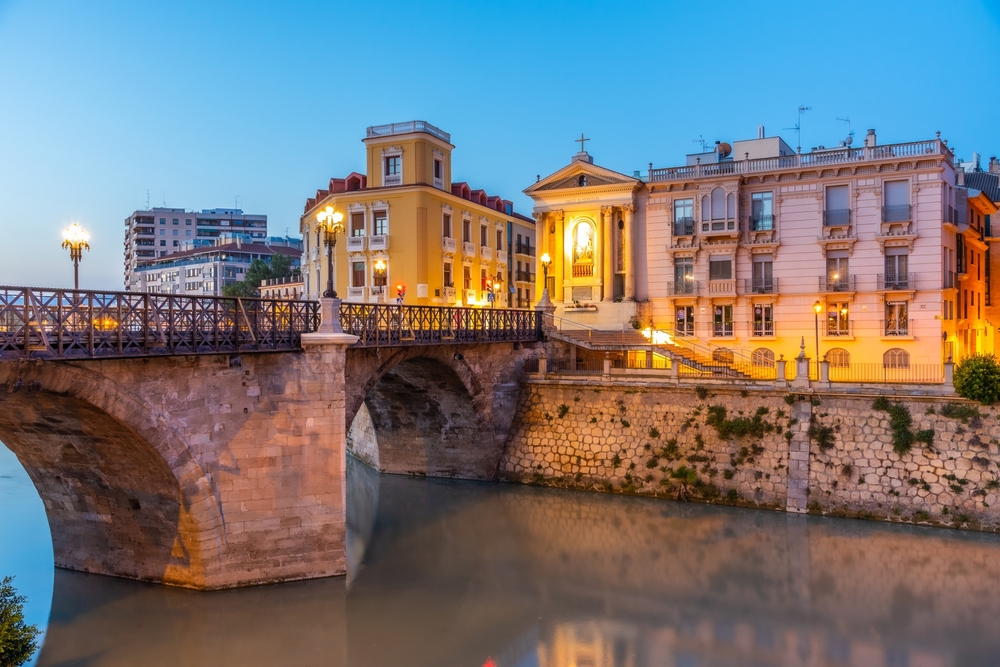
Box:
[300,121,535,308]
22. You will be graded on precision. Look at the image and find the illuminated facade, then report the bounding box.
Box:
[529,129,969,366]
[300,121,534,308]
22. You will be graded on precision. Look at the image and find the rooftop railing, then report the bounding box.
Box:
[365,121,451,143]
[648,139,952,182]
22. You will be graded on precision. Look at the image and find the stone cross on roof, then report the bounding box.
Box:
[575,133,590,154]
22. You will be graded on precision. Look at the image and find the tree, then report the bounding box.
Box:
[0,576,40,667]
[222,254,296,298]
[954,353,1000,405]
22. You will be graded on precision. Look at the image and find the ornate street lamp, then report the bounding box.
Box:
[61,223,90,290]
[373,258,387,302]
[813,300,822,361]
[316,206,344,298]
[540,252,551,289]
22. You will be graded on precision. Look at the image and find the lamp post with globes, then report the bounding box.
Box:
[813,300,822,362]
[540,253,551,291]
[316,206,345,298]
[61,223,90,290]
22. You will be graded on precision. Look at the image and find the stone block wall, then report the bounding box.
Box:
[502,379,1000,531]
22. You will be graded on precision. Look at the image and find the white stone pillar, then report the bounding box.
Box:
[623,203,636,301]
[601,206,613,302]
[555,211,565,303]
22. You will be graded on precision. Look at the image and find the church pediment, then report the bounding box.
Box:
[525,159,641,195]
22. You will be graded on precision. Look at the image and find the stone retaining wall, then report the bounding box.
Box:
[501,378,1000,531]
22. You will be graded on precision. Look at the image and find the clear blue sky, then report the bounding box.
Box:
[0,0,998,290]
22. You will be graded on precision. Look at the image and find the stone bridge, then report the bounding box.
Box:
[0,294,539,590]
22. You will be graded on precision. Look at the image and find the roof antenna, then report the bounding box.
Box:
[783,105,811,152]
[146,189,150,210]
[836,116,855,146]
[692,135,708,152]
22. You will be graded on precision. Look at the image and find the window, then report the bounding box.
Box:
[185,230,191,236]
[172,218,179,225]
[172,240,178,247]
[884,249,909,289]
[373,211,387,236]
[578,175,587,187]
[480,268,487,290]
[827,302,850,336]
[885,302,909,335]
[751,192,773,230]
[443,262,453,287]
[463,219,471,243]
[496,229,503,251]
[826,253,849,290]
[675,305,694,335]
[674,258,694,294]
[883,348,910,369]
[713,305,733,337]
[480,225,488,247]
[159,218,166,224]
[711,187,726,220]
[160,240,166,246]
[185,219,192,225]
[709,257,732,280]
[160,229,166,235]
[384,156,400,176]
[572,222,595,266]
[827,348,850,368]
[463,265,471,290]
[350,212,365,237]
[352,262,365,287]
[752,257,774,292]
[884,181,910,222]
[752,303,774,336]
[825,185,850,225]
[751,348,775,368]
[673,199,694,235]
[173,229,178,236]
[443,214,452,238]
[433,158,443,180]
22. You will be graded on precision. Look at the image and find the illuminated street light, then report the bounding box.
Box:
[61,223,90,290]
[373,258,387,302]
[316,206,344,298]
[813,300,822,362]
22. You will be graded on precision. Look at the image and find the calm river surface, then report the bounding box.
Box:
[5,446,1000,666]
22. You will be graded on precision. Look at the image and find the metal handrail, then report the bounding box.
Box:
[340,303,540,348]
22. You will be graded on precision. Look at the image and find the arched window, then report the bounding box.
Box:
[827,348,850,368]
[751,348,775,367]
[701,195,710,221]
[727,192,736,219]
[711,187,726,220]
[884,348,910,369]
[572,221,595,264]
[712,347,734,364]
[578,175,588,187]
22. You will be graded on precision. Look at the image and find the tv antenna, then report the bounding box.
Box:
[146,189,150,210]
[836,116,855,145]
[783,105,811,152]
[692,135,709,152]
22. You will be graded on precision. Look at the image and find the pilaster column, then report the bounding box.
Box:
[534,211,547,292]
[623,203,636,301]
[554,210,565,302]
[601,206,613,302]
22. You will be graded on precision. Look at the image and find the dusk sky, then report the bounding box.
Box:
[0,0,998,290]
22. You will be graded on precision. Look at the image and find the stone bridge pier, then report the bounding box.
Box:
[0,334,355,590]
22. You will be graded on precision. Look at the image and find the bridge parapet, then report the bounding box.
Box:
[340,302,540,348]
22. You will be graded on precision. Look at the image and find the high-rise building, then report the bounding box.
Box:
[300,121,535,307]
[123,207,268,290]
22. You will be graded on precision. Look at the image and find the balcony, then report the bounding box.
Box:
[516,270,535,283]
[707,279,737,296]
[462,241,476,258]
[882,205,911,223]
[383,173,401,187]
[744,278,778,294]
[442,237,457,254]
[712,322,734,337]
[347,236,366,252]
[877,273,915,291]
[572,263,594,278]
[443,286,457,302]
[819,275,855,293]
[667,280,700,296]
[369,235,389,251]
[463,289,477,304]
[347,287,366,300]
[825,321,854,337]
[823,209,852,226]
[700,218,738,234]
[749,215,774,232]
[752,321,775,337]
[673,218,694,236]
[480,246,493,262]
[883,319,911,337]
[515,242,535,257]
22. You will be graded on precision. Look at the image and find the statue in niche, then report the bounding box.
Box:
[573,222,594,263]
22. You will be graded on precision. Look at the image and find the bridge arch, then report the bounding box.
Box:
[0,362,224,588]
[344,343,534,480]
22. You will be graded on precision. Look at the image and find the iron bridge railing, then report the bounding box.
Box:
[340,303,541,347]
[0,286,320,360]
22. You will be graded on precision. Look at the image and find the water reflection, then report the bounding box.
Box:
[33,456,1000,666]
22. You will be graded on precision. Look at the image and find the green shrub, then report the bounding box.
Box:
[872,398,934,455]
[0,576,40,667]
[557,404,569,418]
[695,386,709,400]
[939,402,981,423]
[648,426,661,439]
[705,405,770,440]
[954,354,1000,405]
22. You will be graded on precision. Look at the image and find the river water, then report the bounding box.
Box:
[5,447,1000,666]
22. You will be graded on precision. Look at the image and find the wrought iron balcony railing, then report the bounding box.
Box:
[882,319,911,336]
[823,209,852,226]
[877,273,915,290]
[882,205,911,223]
[819,275,855,292]
[673,218,695,236]
[744,278,778,294]
[749,214,774,231]
[667,280,700,296]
